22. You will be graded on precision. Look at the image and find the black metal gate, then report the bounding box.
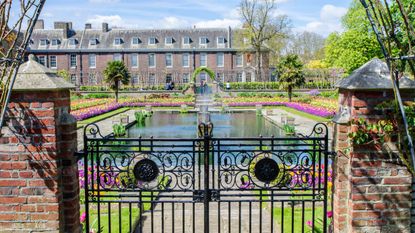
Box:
[82,123,330,233]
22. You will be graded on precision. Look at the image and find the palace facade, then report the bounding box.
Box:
[27,20,270,87]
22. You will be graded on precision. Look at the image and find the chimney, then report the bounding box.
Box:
[85,23,92,29]
[54,21,72,38]
[33,19,44,29]
[102,23,109,32]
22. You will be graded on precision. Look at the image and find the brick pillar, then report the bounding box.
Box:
[0,55,79,232]
[332,59,414,233]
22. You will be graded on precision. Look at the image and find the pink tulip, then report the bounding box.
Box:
[306,220,313,227]
[327,211,333,218]
[80,212,86,223]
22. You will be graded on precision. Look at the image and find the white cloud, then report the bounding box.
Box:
[89,0,120,3]
[87,15,124,27]
[194,18,242,28]
[300,4,347,36]
[158,17,190,28]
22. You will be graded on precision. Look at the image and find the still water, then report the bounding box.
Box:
[128,111,283,138]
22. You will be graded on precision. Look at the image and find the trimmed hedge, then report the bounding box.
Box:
[226,81,333,90]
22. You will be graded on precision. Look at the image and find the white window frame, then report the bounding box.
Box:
[68,38,77,46]
[89,54,96,68]
[183,73,189,83]
[183,37,191,45]
[237,72,243,82]
[165,37,174,45]
[132,75,139,85]
[200,53,207,67]
[217,37,225,45]
[165,53,173,68]
[70,54,77,68]
[39,39,48,46]
[89,38,98,46]
[132,37,141,45]
[148,37,157,45]
[88,73,96,85]
[236,53,243,67]
[216,53,224,67]
[114,37,123,45]
[51,38,60,46]
[182,53,189,67]
[149,53,156,68]
[70,74,77,84]
[38,56,46,66]
[49,55,57,69]
[199,37,208,45]
[113,53,122,61]
[149,73,156,85]
[131,54,139,68]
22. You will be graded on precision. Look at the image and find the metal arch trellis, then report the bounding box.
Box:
[360,0,415,173]
[0,0,46,128]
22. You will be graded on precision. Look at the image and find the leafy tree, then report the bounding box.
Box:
[57,70,70,82]
[274,54,305,102]
[238,0,290,81]
[103,61,130,103]
[285,31,325,64]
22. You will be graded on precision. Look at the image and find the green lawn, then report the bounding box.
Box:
[77,107,131,129]
[270,106,331,122]
[273,205,325,233]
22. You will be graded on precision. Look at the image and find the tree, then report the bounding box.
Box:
[57,70,70,82]
[324,0,382,74]
[274,54,305,102]
[239,0,290,81]
[103,61,130,103]
[285,31,325,64]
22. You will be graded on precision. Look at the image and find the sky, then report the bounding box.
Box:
[37,0,353,37]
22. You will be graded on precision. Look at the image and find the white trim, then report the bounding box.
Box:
[200,53,207,67]
[165,53,173,68]
[148,53,156,68]
[182,53,190,67]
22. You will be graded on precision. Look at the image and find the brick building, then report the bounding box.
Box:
[27,20,270,87]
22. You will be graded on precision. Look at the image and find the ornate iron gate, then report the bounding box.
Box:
[82,122,330,233]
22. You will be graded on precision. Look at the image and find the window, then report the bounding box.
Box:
[183,37,191,45]
[217,73,224,83]
[113,53,122,61]
[88,73,96,85]
[70,74,77,84]
[183,73,189,83]
[89,38,98,45]
[165,37,174,45]
[70,54,77,68]
[51,39,60,46]
[40,39,48,46]
[148,37,157,45]
[149,73,156,85]
[148,53,156,67]
[200,37,208,45]
[236,54,243,67]
[131,54,138,68]
[114,37,123,45]
[216,53,224,67]
[132,37,141,45]
[166,74,172,83]
[132,75,139,85]
[68,38,77,46]
[217,37,226,44]
[49,56,57,69]
[165,53,173,67]
[182,53,189,67]
[200,53,207,67]
[200,72,206,81]
[88,54,96,68]
[237,73,243,82]
[37,56,46,66]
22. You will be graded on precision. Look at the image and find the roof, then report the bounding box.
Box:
[335,58,415,90]
[29,27,234,52]
[13,55,75,91]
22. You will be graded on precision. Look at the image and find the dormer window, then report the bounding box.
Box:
[183,37,191,45]
[132,37,141,45]
[200,37,208,45]
[149,37,157,45]
[165,37,174,45]
[217,37,226,44]
[68,38,77,46]
[51,39,60,46]
[89,38,98,46]
[114,37,123,45]
[39,39,48,46]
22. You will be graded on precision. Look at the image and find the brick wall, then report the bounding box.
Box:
[333,89,413,233]
[0,90,80,232]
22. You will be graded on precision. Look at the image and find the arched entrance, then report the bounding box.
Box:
[191,67,216,94]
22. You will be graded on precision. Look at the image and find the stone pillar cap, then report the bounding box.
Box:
[335,58,415,90]
[12,54,75,91]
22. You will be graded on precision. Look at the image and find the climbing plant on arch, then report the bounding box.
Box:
[191,67,216,83]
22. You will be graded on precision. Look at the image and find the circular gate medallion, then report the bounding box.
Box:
[133,159,159,182]
[254,158,279,183]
